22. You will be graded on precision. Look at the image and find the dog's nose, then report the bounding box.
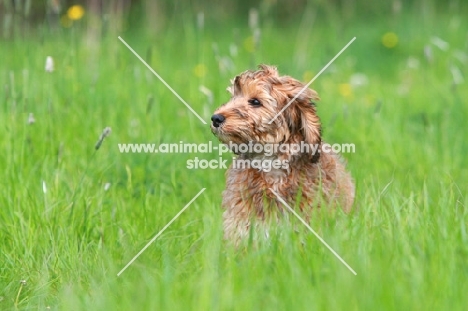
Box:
[211,114,225,128]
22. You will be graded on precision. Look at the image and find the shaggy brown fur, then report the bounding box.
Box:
[211,64,354,241]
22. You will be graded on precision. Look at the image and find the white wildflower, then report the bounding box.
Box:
[248,8,259,30]
[104,183,111,191]
[450,65,464,85]
[349,73,369,87]
[28,113,35,124]
[253,28,261,48]
[218,56,234,74]
[229,43,238,57]
[197,12,204,30]
[424,45,433,63]
[407,57,420,69]
[453,50,468,64]
[430,36,449,51]
[45,56,54,72]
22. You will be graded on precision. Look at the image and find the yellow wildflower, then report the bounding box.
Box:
[67,5,85,21]
[339,83,353,99]
[193,64,207,78]
[382,32,398,48]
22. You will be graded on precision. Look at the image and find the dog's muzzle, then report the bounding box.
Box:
[211,114,225,128]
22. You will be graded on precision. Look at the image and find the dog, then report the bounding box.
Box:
[211,64,354,241]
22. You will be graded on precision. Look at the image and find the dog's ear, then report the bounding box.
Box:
[297,102,321,148]
[228,65,279,95]
[227,76,242,95]
[258,64,279,77]
[276,78,321,160]
[287,101,321,146]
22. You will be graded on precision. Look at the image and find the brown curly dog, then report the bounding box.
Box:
[211,64,354,241]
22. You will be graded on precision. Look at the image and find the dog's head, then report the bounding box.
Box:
[211,64,321,161]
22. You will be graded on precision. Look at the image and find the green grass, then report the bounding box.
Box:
[1,6,468,311]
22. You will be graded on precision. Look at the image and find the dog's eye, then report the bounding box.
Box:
[248,98,262,107]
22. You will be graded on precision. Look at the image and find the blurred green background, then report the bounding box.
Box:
[1,0,467,310]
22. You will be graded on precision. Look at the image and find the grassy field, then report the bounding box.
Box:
[1,4,468,310]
